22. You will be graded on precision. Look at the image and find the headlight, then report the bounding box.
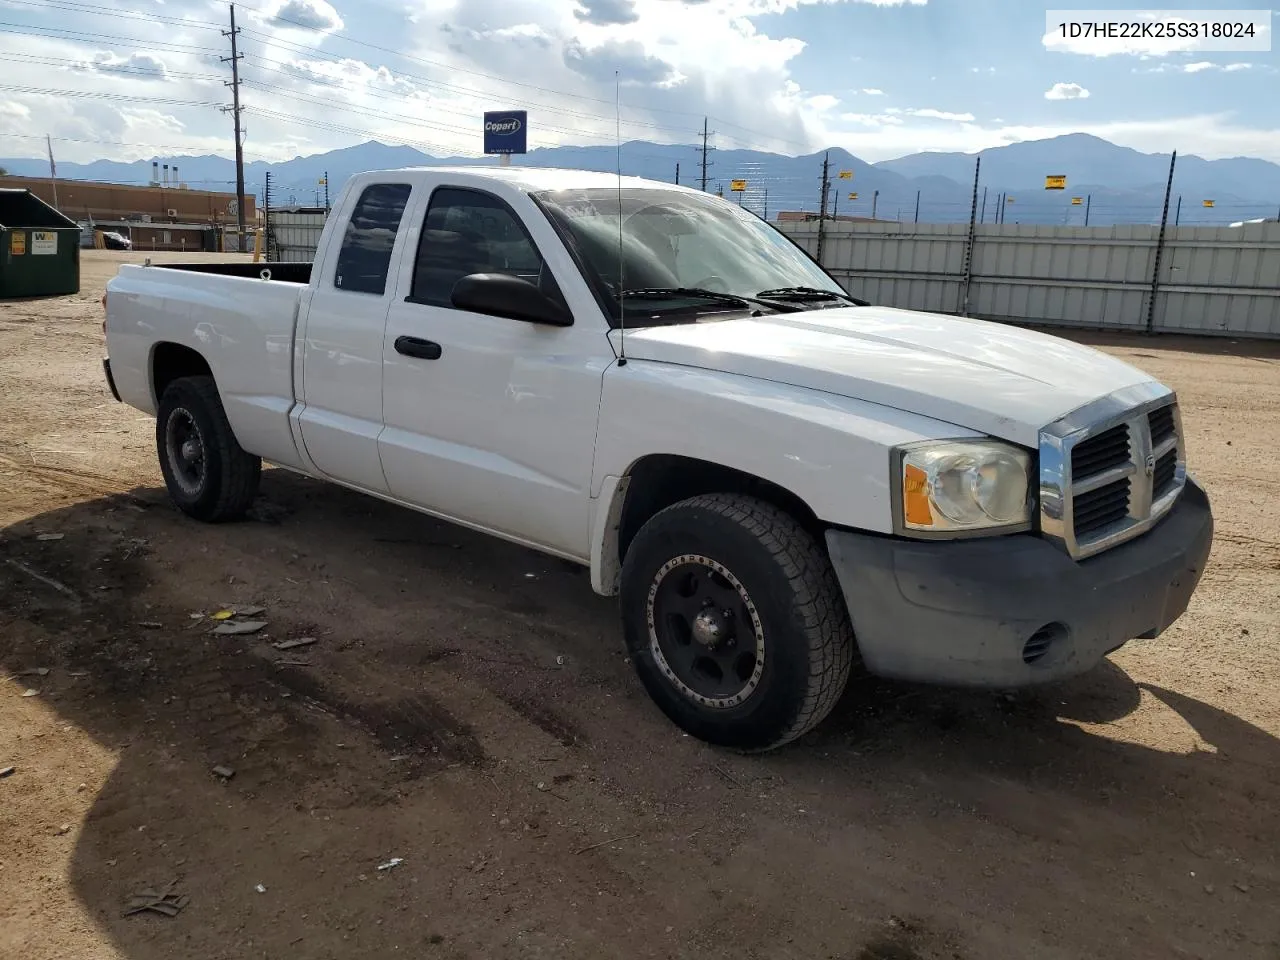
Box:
[897,440,1032,534]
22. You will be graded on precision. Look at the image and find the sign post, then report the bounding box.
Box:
[483,111,528,166]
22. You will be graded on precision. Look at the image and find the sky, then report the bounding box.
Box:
[0,0,1276,166]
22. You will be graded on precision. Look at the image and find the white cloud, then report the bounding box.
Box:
[1044,81,1090,100]
[906,107,975,121]
[839,112,904,126]
[1143,59,1256,74]
[271,0,344,32]
[89,51,170,79]
[860,87,885,95]
[574,0,638,25]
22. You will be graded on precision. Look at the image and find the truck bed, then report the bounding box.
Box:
[104,262,309,472]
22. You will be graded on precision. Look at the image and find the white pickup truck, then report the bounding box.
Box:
[102,166,1214,750]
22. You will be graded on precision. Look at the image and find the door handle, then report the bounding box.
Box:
[394,336,442,360]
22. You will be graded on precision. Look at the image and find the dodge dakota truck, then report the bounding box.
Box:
[101,166,1214,751]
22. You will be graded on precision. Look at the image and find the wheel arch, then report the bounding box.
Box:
[590,453,826,596]
[151,341,213,407]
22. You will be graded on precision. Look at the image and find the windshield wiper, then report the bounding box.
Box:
[619,287,788,313]
[756,286,866,306]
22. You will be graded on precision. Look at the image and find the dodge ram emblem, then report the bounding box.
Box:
[1144,453,1156,476]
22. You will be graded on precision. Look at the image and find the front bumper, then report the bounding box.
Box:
[825,478,1214,688]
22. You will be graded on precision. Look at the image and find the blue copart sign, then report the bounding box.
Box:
[483,111,528,155]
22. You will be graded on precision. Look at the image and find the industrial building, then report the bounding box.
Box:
[0,164,255,252]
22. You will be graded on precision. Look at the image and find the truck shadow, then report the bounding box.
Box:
[2,469,1277,959]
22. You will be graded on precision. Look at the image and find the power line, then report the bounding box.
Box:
[5,0,814,153]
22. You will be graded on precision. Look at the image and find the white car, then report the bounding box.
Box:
[101,166,1214,750]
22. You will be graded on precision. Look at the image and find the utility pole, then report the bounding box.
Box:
[45,134,58,210]
[914,189,920,223]
[1174,195,1182,225]
[871,189,879,220]
[1146,150,1177,335]
[816,151,831,264]
[959,155,981,316]
[979,187,987,224]
[675,162,679,185]
[1084,193,1091,227]
[698,118,714,192]
[222,3,247,242]
[261,171,268,263]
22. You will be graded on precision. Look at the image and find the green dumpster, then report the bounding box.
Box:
[0,188,81,298]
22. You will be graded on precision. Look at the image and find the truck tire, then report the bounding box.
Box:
[619,493,854,751]
[156,375,261,523]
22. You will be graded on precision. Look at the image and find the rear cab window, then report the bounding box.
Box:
[334,183,413,295]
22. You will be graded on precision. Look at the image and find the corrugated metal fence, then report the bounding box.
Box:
[776,220,1280,339]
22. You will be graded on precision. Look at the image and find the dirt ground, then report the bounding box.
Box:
[1,249,1278,960]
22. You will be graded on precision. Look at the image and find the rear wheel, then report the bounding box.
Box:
[619,494,855,751]
[156,375,261,522]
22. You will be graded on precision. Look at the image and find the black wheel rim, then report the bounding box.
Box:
[165,407,206,496]
[645,554,765,709]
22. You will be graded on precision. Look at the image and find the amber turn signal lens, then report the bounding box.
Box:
[903,463,933,526]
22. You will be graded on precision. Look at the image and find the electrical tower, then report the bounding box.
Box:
[698,117,715,192]
[222,3,247,242]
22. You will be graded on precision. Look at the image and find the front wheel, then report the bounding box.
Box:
[619,494,855,751]
[156,375,261,522]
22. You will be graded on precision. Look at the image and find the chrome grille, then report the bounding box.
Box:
[1039,383,1187,560]
[1073,478,1131,537]
[1072,424,1130,478]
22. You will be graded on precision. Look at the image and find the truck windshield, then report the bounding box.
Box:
[533,187,850,325]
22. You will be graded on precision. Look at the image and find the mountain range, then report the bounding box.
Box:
[3,133,1278,227]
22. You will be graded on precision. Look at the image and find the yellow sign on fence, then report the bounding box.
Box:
[730,179,747,192]
[1071,197,1083,205]
[1045,175,1067,190]
[1203,199,1215,207]
[838,170,853,180]
[848,192,858,200]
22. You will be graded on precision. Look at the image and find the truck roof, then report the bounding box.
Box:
[346,165,698,196]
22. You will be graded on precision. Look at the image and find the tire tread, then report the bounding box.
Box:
[639,493,854,749]
[158,375,261,522]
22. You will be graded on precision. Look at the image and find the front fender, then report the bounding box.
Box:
[587,360,985,592]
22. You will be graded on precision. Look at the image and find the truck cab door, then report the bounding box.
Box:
[378,184,613,560]
[295,181,417,493]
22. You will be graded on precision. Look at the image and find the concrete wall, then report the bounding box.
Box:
[777,220,1280,339]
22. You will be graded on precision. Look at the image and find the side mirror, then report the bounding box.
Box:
[451,273,573,327]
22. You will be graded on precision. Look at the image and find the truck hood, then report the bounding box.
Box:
[612,306,1157,446]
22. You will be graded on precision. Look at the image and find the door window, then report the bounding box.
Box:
[410,187,562,308]
[334,183,412,295]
